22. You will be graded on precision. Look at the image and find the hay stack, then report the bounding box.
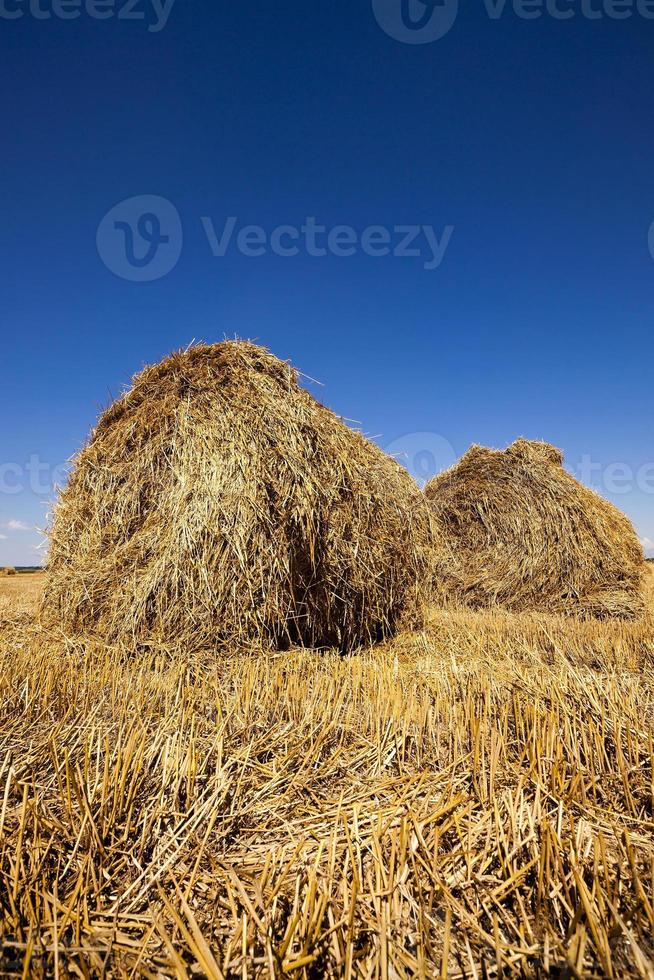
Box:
[0,567,17,577]
[41,341,433,651]
[425,439,645,618]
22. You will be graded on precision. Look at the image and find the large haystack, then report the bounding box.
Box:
[41,342,434,651]
[425,439,645,618]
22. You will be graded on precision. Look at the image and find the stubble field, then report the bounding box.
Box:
[0,570,653,977]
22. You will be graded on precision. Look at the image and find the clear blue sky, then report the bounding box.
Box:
[1,0,653,565]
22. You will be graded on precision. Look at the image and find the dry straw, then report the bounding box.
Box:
[41,341,434,651]
[0,567,16,577]
[426,438,645,618]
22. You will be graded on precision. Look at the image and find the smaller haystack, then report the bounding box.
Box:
[0,567,17,577]
[426,439,645,618]
[42,341,434,651]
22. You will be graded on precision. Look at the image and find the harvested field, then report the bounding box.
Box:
[1,569,653,977]
[0,570,45,621]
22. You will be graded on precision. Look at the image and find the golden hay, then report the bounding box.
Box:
[41,341,433,651]
[3,571,654,977]
[425,438,645,618]
[0,567,16,577]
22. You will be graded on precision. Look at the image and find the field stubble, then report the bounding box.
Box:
[0,571,653,977]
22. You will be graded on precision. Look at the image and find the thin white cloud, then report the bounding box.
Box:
[0,534,6,540]
[640,537,654,555]
[5,520,30,532]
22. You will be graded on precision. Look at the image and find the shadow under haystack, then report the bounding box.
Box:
[41,341,434,651]
[425,439,645,619]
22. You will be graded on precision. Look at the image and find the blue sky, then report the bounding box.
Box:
[1,0,653,565]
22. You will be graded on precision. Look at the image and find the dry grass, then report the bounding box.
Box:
[0,570,44,620]
[426,440,645,619]
[1,570,653,977]
[41,342,433,653]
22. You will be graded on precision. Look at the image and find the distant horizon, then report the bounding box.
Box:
[1,360,652,569]
[1,347,653,566]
